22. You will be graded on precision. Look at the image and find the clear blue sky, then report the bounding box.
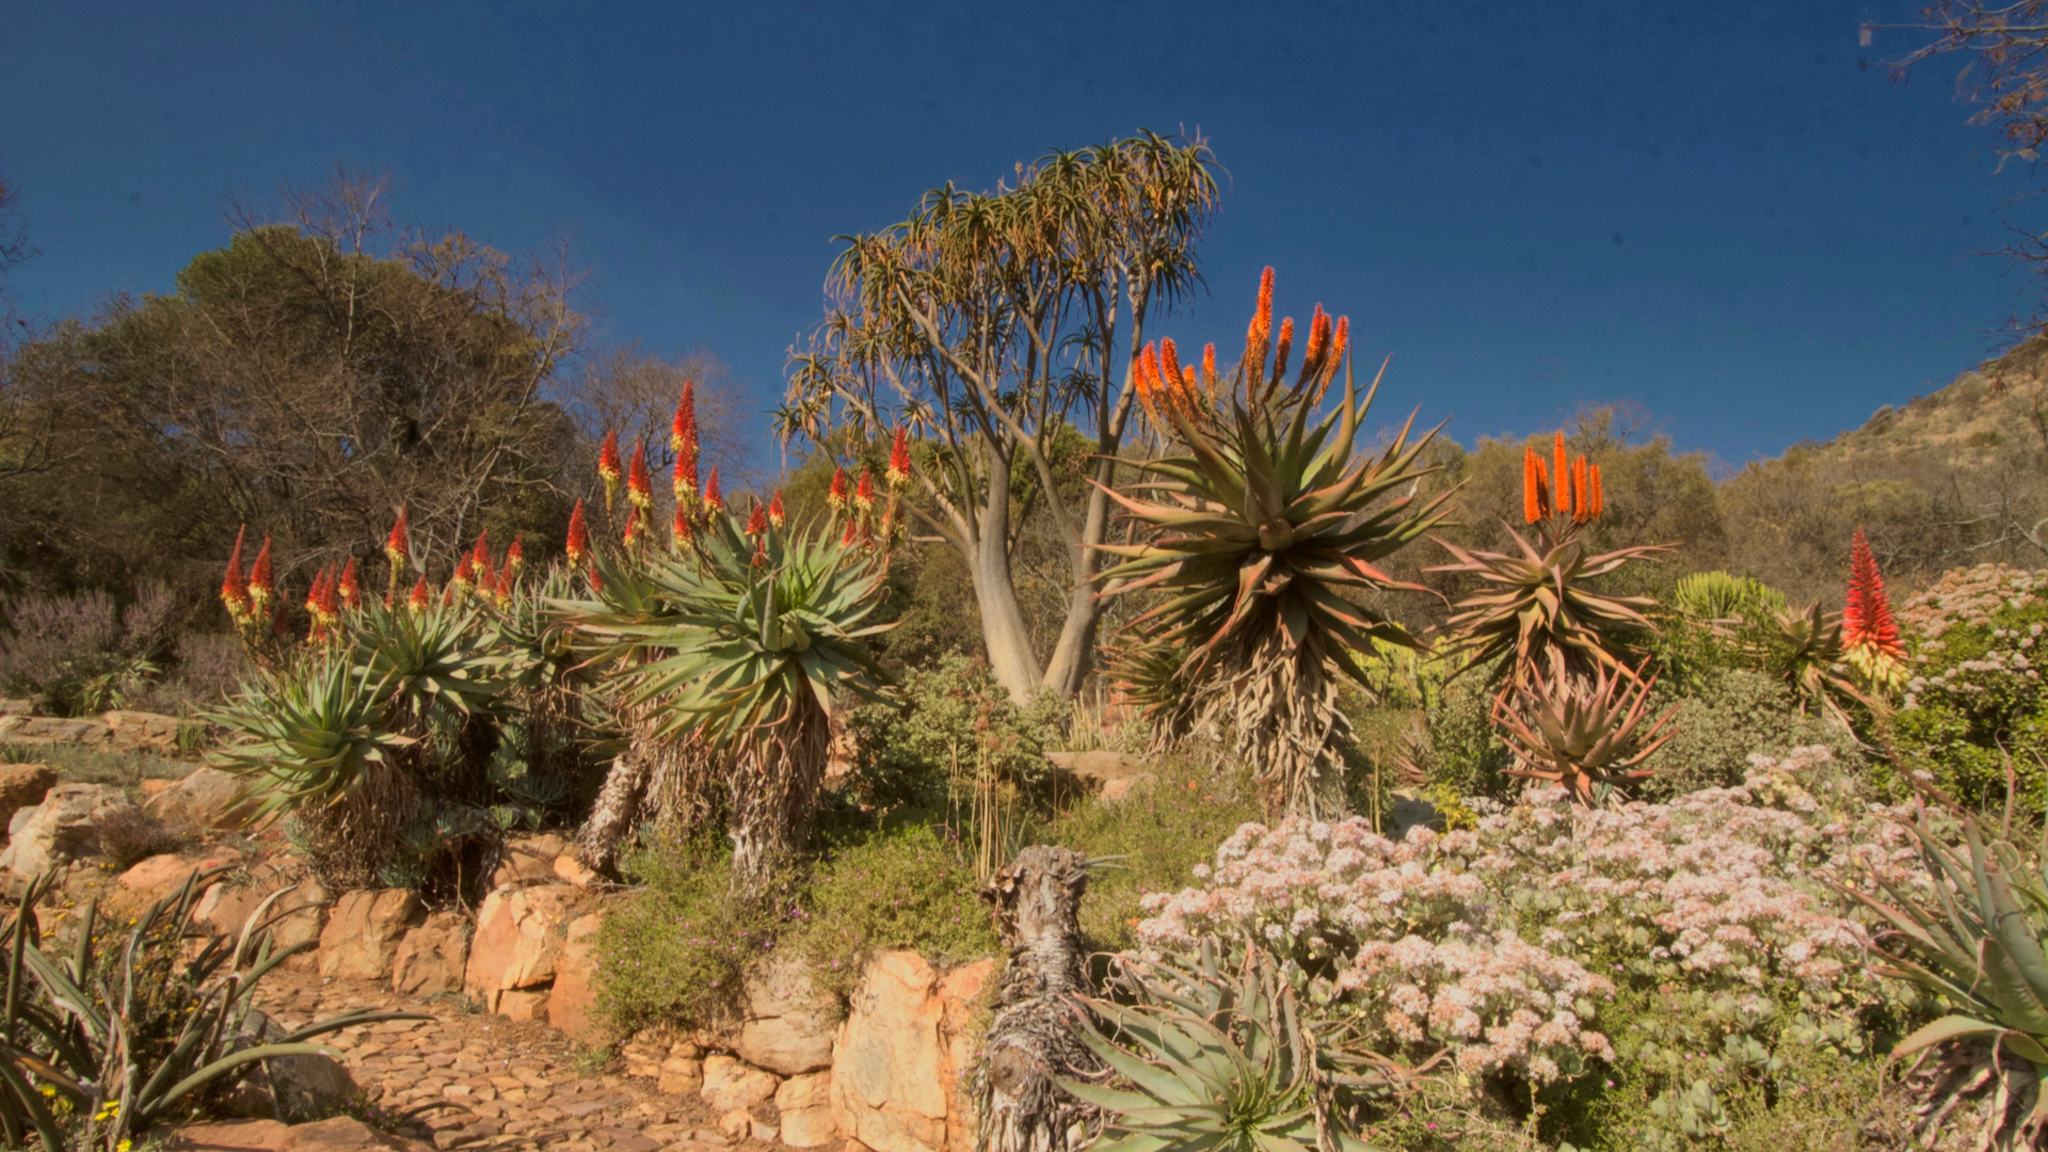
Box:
[0,1,2029,470]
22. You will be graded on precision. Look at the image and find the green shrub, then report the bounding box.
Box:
[593,836,790,1036]
[1405,674,1518,814]
[1040,755,1260,952]
[843,652,1063,815]
[1637,670,1860,799]
[793,821,997,996]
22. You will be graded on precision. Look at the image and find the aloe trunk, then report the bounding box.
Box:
[975,846,1098,1152]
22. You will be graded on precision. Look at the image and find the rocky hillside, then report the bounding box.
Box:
[1819,335,2048,464]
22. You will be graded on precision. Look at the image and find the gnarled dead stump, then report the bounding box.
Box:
[974,845,1099,1152]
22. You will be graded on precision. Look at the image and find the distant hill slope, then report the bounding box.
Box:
[1721,335,2048,605]
[1816,336,2048,464]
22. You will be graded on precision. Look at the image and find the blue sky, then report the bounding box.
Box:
[0,1,2031,470]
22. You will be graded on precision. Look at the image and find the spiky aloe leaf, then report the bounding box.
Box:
[1492,660,1674,806]
[1430,525,1665,686]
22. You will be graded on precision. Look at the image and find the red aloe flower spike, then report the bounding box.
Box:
[505,536,524,574]
[566,500,589,564]
[828,466,849,511]
[221,526,249,615]
[672,504,694,548]
[587,561,605,594]
[316,565,342,620]
[887,427,911,488]
[746,503,769,539]
[1243,266,1275,391]
[247,538,275,611]
[598,429,622,510]
[704,467,724,512]
[855,468,876,511]
[492,568,512,607]
[671,379,697,454]
[471,531,492,586]
[304,565,329,617]
[1844,527,1904,657]
[841,516,859,546]
[622,507,642,548]
[338,557,361,609]
[626,439,652,510]
[752,532,767,567]
[408,575,431,612]
[385,505,410,571]
[768,490,787,529]
[1274,316,1295,382]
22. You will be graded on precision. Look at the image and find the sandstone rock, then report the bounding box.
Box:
[0,699,29,717]
[191,863,327,956]
[496,988,549,1022]
[776,1071,837,1148]
[717,1107,755,1140]
[736,953,841,1075]
[103,709,187,755]
[159,1119,293,1150]
[489,832,568,890]
[317,889,425,981]
[147,765,251,830]
[463,883,585,1010]
[114,849,238,909]
[553,851,600,888]
[830,950,998,1152]
[0,782,141,877]
[546,911,605,1043]
[0,762,54,830]
[390,910,470,996]
[700,1053,779,1113]
[0,714,110,747]
[1046,749,1147,797]
[659,1050,705,1096]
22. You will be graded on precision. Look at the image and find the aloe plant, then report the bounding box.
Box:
[1099,270,1448,816]
[1431,433,1664,687]
[0,871,420,1150]
[1064,942,1391,1152]
[560,505,894,889]
[1849,811,2048,1150]
[1491,660,1675,806]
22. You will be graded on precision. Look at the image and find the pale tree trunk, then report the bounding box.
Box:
[960,450,1046,703]
[1038,478,1115,700]
[974,846,1098,1152]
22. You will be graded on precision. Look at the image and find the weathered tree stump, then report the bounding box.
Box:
[974,845,1099,1152]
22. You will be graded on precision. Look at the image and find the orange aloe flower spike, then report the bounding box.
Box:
[1243,266,1274,393]
[1274,316,1295,383]
[1552,432,1569,511]
[1590,464,1604,519]
[338,557,361,609]
[221,526,249,612]
[1572,456,1591,523]
[1521,448,1545,523]
[1201,343,1218,395]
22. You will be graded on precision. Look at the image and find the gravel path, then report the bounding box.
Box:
[264,970,771,1152]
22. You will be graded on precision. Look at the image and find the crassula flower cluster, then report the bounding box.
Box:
[1897,562,2048,641]
[1137,820,1613,1082]
[1136,750,1915,1086]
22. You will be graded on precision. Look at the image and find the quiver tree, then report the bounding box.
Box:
[780,133,1220,702]
[975,845,1098,1152]
[1098,269,1449,817]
